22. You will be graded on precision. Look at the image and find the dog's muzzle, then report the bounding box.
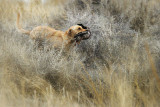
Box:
[74,29,91,42]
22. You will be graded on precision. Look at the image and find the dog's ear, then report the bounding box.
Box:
[77,24,87,29]
[68,29,72,36]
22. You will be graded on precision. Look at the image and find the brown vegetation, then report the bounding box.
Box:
[0,0,160,106]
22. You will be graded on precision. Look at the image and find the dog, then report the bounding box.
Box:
[16,13,91,50]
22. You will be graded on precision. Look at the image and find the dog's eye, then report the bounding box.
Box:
[78,27,81,30]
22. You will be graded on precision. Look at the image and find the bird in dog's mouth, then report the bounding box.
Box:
[74,24,91,44]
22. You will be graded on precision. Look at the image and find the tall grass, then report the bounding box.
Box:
[0,0,160,107]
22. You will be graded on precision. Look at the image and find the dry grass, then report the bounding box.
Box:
[0,0,160,107]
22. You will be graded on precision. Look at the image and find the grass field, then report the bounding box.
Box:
[0,0,160,106]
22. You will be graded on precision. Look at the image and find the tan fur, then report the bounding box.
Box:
[17,13,31,35]
[16,13,87,49]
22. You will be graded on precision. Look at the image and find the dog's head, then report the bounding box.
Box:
[66,24,91,43]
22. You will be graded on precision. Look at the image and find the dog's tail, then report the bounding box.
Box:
[16,12,31,35]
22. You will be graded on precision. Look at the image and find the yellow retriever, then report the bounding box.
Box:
[16,13,91,50]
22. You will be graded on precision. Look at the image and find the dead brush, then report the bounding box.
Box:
[0,0,160,107]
